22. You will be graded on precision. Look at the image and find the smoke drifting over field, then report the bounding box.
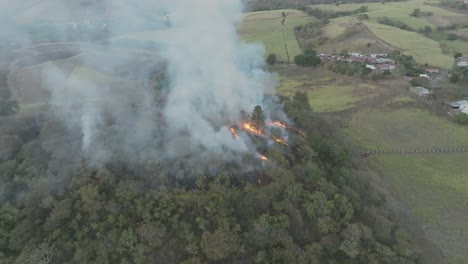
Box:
[5,0,279,164]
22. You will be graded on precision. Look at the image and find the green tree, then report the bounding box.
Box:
[201,227,241,261]
[294,50,321,67]
[454,52,463,59]
[266,53,276,65]
[410,8,420,17]
[447,33,458,41]
[250,105,266,130]
[339,224,362,258]
[450,73,460,83]
[358,13,369,21]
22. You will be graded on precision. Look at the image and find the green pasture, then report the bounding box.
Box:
[364,22,454,68]
[240,9,316,62]
[372,154,468,264]
[346,107,468,149]
[277,72,381,112]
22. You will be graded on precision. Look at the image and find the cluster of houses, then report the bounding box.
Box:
[318,52,396,72]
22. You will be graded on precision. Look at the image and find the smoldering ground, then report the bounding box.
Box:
[3,0,284,168]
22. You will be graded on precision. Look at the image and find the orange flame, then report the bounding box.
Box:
[229,127,239,139]
[243,122,265,137]
[270,120,306,137]
[257,154,269,161]
[270,121,288,129]
[273,136,289,146]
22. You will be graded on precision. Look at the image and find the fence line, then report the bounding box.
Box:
[360,147,468,156]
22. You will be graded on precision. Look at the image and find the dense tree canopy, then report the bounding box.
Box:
[0,92,420,263]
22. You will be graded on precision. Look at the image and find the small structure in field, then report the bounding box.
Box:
[457,57,468,67]
[409,86,432,96]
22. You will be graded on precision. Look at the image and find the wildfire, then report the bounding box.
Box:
[229,126,239,139]
[242,122,265,137]
[272,136,289,146]
[257,154,269,161]
[269,120,306,137]
[270,121,288,129]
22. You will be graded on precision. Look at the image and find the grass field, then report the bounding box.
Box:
[372,155,468,264]
[66,66,115,91]
[346,107,468,149]
[313,0,462,19]
[364,22,454,68]
[276,68,382,112]
[345,106,468,263]
[240,9,316,62]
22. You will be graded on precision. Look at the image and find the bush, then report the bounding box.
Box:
[266,54,277,65]
[454,113,468,125]
[294,50,321,67]
[447,33,458,41]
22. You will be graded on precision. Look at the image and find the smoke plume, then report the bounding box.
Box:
[4,0,279,165]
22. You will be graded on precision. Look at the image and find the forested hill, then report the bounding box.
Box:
[0,93,418,263]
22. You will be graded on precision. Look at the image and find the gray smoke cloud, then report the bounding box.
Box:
[4,0,280,165]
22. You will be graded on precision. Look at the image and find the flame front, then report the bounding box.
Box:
[270,121,288,129]
[243,122,265,137]
[229,127,239,139]
[272,136,289,146]
[270,120,306,137]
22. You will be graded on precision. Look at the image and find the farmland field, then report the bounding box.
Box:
[312,0,463,68]
[240,9,316,62]
[364,22,454,68]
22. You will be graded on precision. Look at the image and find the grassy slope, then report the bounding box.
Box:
[240,9,316,62]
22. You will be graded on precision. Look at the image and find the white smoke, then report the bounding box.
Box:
[6,0,279,164]
[158,0,273,155]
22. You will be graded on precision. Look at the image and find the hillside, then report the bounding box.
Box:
[306,0,468,68]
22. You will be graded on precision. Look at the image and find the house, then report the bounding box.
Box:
[445,100,468,110]
[318,53,332,60]
[349,52,362,57]
[426,68,440,74]
[376,58,396,64]
[366,64,376,70]
[419,74,430,78]
[379,64,395,71]
[409,86,432,96]
[462,107,468,115]
[457,57,468,67]
[370,53,388,59]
